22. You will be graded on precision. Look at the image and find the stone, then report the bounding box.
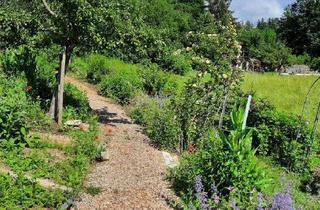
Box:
[79,123,90,132]
[285,65,311,74]
[65,120,82,127]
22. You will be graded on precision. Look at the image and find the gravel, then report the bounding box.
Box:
[66,77,179,210]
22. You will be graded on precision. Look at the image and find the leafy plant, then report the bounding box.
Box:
[247,97,313,172]
[170,105,267,206]
[99,66,143,105]
[64,82,91,120]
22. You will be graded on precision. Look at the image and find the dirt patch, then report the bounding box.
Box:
[32,132,73,147]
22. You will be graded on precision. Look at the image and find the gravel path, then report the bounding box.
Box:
[66,77,179,210]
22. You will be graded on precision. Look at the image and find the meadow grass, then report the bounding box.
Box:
[242,72,320,129]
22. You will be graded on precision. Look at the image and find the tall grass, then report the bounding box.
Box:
[242,72,320,129]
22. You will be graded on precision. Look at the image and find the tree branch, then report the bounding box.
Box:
[42,0,56,16]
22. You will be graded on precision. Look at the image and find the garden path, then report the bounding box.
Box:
[66,77,179,210]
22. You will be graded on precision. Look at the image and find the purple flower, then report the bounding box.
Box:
[252,187,257,193]
[194,176,204,193]
[271,191,294,210]
[227,186,237,193]
[256,192,264,210]
[193,176,209,210]
[229,199,240,210]
[211,183,218,195]
[213,194,220,205]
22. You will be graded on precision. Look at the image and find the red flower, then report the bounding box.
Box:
[107,128,113,133]
[25,86,33,91]
[94,136,101,140]
[187,144,194,153]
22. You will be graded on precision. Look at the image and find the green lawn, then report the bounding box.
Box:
[242,72,320,127]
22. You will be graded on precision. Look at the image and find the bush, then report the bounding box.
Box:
[160,50,193,75]
[85,54,111,84]
[129,95,181,150]
[138,64,170,95]
[0,75,29,146]
[1,47,56,105]
[287,53,311,65]
[69,57,89,79]
[170,106,266,206]
[310,57,320,71]
[64,82,91,120]
[247,97,313,172]
[99,67,143,105]
[129,95,160,126]
[1,47,36,77]
[147,105,181,150]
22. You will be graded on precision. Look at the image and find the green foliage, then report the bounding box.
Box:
[1,47,56,104]
[288,53,311,65]
[160,49,193,75]
[1,47,36,77]
[85,54,111,84]
[310,57,320,71]
[247,97,313,172]
[170,106,266,205]
[279,0,320,57]
[64,82,91,120]
[0,75,29,146]
[238,26,291,70]
[0,5,41,50]
[0,173,66,209]
[147,105,181,150]
[98,61,143,105]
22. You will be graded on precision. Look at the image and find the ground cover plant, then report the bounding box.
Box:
[0,56,101,208]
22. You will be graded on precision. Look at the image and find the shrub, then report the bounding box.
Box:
[64,82,90,120]
[146,105,181,150]
[99,66,143,105]
[160,50,193,75]
[287,53,311,65]
[247,97,313,172]
[310,57,320,71]
[129,95,160,126]
[138,64,170,95]
[85,54,111,84]
[1,47,56,105]
[0,75,29,146]
[170,106,266,206]
[69,57,89,79]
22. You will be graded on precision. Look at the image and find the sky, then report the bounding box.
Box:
[230,0,295,23]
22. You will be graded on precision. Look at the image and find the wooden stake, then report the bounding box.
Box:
[56,47,66,126]
[242,95,252,130]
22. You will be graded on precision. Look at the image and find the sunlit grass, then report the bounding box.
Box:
[242,72,320,129]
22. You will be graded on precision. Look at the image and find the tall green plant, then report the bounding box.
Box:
[170,105,266,206]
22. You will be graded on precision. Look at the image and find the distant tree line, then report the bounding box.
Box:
[237,0,320,72]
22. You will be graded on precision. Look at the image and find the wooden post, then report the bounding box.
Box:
[242,95,252,130]
[56,46,67,126]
